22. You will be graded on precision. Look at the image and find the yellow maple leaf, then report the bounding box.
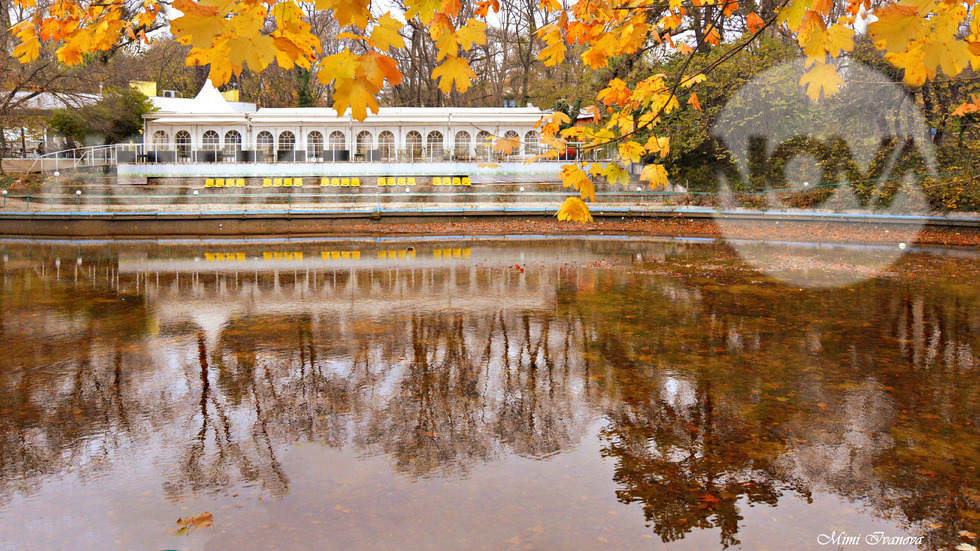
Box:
[538,26,567,66]
[867,3,921,51]
[644,135,670,158]
[431,55,477,93]
[474,0,499,17]
[596,163,630,186]
[371,13,405,50]
[559,164,594,200]
[170,0,228,48]
[921,40,971,78]
[315,0,370,28]
[582,33,616,69]
[333,79,380,120]
[404,0,443,23]
[640,164,669,189]
[455,19,487,50]
[556,196,593,223]
[746,11,765,32]
[618,141,645,164]
[57,42,84,65]
[799,60,844,100]
[492,136,520,154]
[318,48,359,83]
[12,23,41,63]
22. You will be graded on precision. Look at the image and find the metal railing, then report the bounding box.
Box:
[24,143,144,172]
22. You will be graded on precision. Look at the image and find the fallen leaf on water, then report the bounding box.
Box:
[168,512,213,536]
[954,544,977,551]
[961,530,978,539]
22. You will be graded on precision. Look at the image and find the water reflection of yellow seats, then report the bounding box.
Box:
[205,178,214,188]
[273,178,283,187]
[263,178,272,187]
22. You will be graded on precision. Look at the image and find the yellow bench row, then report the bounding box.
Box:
[204,252,247,261]
[204,178,246,188]
[377,177,416,186]
[433,177,471,186]
[315,177,362,187]
[261,178,308,188]
[433,248,471,258]
[377,249,418,259]
[322,251,361,260]
[262,252,305,260]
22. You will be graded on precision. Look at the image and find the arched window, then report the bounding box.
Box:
[405,130,422,158]
[426,130,444,159]
[524,131,538,155]
[356,130,373,155]
[223,130,242,156]
[202,130,220,151]
[152,130,169,150]
[378,130,395,161]
[307,131,324,159]
[454,131,471,159]
[476,130,492,159]
[503,130,520,156]
[328,131,346,151]
[175,130,192,157]
[256,131,274,156]
[278,131,295,152]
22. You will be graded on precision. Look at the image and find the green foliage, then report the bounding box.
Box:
[49,87,154,146]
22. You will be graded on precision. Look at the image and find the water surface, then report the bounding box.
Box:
[0,236,978,550]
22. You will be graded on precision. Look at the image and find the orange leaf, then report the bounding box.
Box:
[687,92,701,110]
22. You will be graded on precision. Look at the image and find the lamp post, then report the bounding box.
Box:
[75,189,81,209]
[2,189,6,208]
[193,189,199,210]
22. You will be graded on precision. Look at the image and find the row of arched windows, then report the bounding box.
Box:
[151,129,540,158]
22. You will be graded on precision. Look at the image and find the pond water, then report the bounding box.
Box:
[0,236,978,550]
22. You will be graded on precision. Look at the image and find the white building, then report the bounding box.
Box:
[143,81,549,163]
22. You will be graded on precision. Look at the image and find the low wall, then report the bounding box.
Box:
[117,161,564,182]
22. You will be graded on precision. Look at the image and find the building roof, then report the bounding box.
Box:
[145,81,549,126]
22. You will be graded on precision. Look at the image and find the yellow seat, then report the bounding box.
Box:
[433,177,441,186]
[452,177,461,186]
[273,178,283,187]
[397,177,406,186]
[462,177,471,186]
[331,178,340,187]
[215,178,225,187]
[284,178,293,187]
[263,178,272,187]
[352,178,360,187]
[236,178,245,187]
[377,177,386,186]
[205,178,214,188]
[407,177,416,186]
[294,178,302,187]
[341,178,350,186]
[321,177,329,187]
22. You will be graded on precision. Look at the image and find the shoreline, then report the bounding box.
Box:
[1,215,978,248]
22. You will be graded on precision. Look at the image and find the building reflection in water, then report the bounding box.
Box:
[0,237,977,549]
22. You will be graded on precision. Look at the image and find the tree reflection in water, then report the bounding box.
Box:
[0,238,977,548]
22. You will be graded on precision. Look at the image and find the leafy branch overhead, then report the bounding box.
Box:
[10,0,980,222]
